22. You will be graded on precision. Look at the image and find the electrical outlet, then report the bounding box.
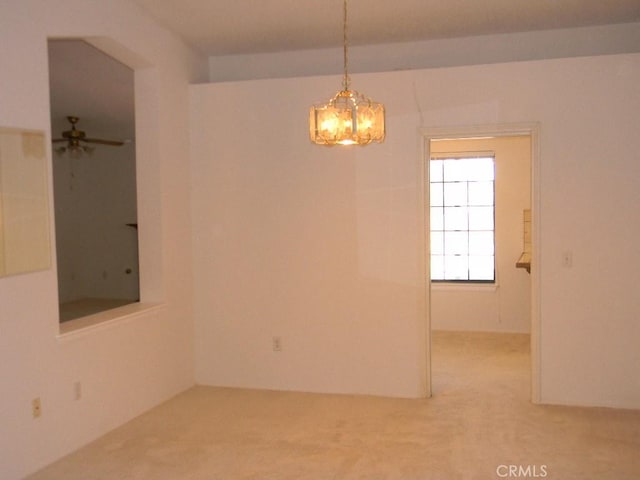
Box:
[74,381,82,401]
[272,336,282,352]
[32,398,42,419]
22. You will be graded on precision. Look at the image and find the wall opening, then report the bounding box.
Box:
[48,39,139,322]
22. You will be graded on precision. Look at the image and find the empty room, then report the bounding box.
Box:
[1,1,640,479]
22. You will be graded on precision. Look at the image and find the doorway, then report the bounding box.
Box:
[422,124,541,403]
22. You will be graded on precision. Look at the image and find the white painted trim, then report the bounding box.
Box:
[417,132,431,398]
[57,302,166,339]
[419,122,542,404]
[529,124,542,404]
[431,283,499,292]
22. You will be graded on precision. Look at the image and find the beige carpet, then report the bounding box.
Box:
[27,331,640,479]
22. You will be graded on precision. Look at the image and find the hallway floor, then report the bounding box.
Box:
[27,331,640,479]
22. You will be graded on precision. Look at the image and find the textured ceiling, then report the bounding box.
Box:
[47,1,640,140]
[132,0,640,55]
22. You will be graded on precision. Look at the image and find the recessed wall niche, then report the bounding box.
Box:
[48,39,139,322]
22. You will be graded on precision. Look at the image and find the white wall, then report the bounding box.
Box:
[430,136,531,333]
[0,1,207,478]
[190,76,427,398]
[191,53,640,409]
[208,22,640,82]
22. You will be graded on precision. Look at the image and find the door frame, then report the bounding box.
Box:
[419,123,541,403]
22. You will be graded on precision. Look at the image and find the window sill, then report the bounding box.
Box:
[431,282,498,292]
[57,302,166,340]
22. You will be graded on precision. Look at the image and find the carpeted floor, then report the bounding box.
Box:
[27,331,640,479]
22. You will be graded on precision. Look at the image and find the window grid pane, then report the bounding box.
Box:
[430,155,495,282]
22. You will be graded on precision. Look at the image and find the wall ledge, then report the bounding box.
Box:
[57,302,166,340]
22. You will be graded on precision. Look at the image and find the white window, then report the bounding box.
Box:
[430,155,495,282]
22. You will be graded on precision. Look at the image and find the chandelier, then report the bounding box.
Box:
[309,0,385,146]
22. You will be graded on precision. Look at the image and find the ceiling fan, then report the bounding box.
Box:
[52,116,124,155]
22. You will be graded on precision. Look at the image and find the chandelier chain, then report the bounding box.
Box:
[342,0,350,91]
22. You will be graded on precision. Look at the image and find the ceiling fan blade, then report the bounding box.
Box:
[84,138,125,146]
[52,139,68,143]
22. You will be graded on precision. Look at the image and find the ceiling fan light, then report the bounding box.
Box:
[52,116,123,156]
[69,145,83,159]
